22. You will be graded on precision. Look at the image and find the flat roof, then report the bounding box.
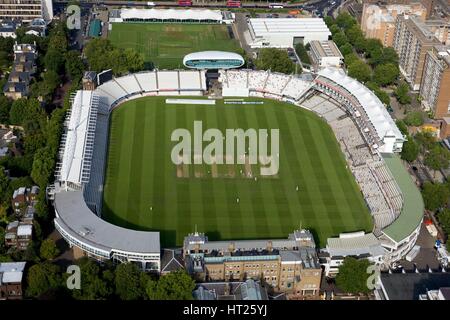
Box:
[54,190,160,254]
[381,154,424,243]
[249,18,331,36]
[326,233,385,257]
[309,40,343,58]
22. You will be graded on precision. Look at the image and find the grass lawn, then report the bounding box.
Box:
[102,97,373,247]
[108,23,242,69]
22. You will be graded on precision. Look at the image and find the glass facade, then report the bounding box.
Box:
[184,59,244,69]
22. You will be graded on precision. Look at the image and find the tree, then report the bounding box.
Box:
[114,263,145,300]
[44,48,65,73]
[345,24,364,45]
[373,63,399,86]
[335,257,372,294]
[26,262,61,298]
[31,147,56,188]
[146,271,195,300]
[415,131,436,152]
[40,239,60,260]
[295,43,311,65]
[72,258,113,300]
[401,138,419,162]
[335,12,356,30]
[404,111,425,127]
[0,166,8,197]
[396,120,408,136]
[65,50,84,81]
[0,96,11,124]
[255,48,296,74]
[347,60,372,83]
[9,98,29,125]
[421,182,450,211]
[332,31,349,48]
[344,53,359,66]
[424,145,450,172]
[438,208,450,236]
[324,15,335,28]
[339,43,353,57]
[394,82,411,105]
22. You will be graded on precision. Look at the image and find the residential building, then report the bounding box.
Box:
[419,45,450,118]
[5,220,33,250]
[183,229,322,297]
[309,40,343,71]
[361,2,427,47]
[0,0,53,23]
[11,186,39,215]
[393,15,440,90]
[0,262,26,300]
[3,42,37,100]
[0,21,16,38]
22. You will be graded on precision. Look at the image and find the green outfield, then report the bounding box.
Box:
[102,97,373,247]
[108,23,242,69]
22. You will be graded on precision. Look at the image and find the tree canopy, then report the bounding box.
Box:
[373,63,399,86]
[336,257,372,294]
[26,262,61,298]
[421,181,450,211]
[114,263,146,300]
[255,48,297,74]
[146,271,195,300]
[40,239,59,260]
[347,60,372,83]
[84,38,144,75]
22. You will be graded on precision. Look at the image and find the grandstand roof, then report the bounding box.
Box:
[119,8,223,22]
[326,233,385,257]
[317,68,404,149]
[381,154,424,243]
[59,91,98,185]
[54,190,160,254]
[249,18,331,35]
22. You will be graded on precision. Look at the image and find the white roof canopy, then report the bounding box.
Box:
[120,8,223,21]
[317,68,404,147]
[59,91,98,185]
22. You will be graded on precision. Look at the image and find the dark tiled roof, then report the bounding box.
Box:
[380,272,450,300]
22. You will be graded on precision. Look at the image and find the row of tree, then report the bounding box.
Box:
[26,258,195,300]
[324,13,400,106]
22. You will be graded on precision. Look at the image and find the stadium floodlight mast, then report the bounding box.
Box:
[171,121,280,176]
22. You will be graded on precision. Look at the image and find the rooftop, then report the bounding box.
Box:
[0,262,26,284]
[119,8,223,21]
[249,18,331,36]
[54,190,160,254]
[380,272,450,300]
[381,153,424,243]
[326,232,385,257]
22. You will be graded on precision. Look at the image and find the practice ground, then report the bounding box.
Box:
[102,97,373,247]
[108,23,242,69]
